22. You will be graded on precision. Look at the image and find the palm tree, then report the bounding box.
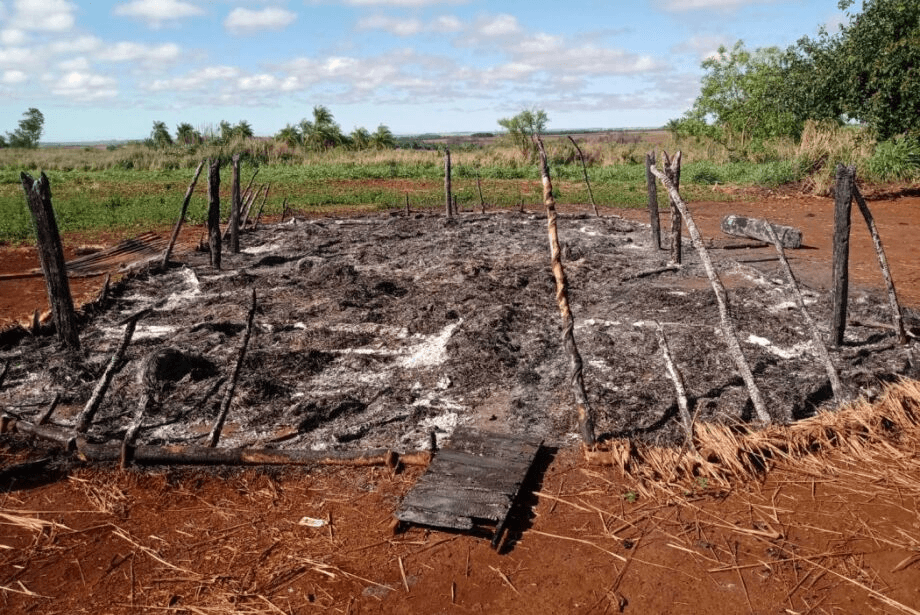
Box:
[176,122,200,145]
[350,126,371,150]
[234,120,254,139]
[150,121,173,148]
[275,124,301,148]
[370,124,396,150]
[301,105,343,150]
[219,120,233,143]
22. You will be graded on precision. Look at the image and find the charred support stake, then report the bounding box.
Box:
[649,162,771,424]
[207,289,257,448]
[36,393,61,426]
[239,186,259,230]
[96,273,111,307]
[120,389,151,468]
[73,310,145,434]
[537,138,596,446]
[645,151,661,250]
[161,160,204,268]
[663,151,682,264]
[242,184,268,230]
[853,185,907,345]
[405,193,410,216]
[444,148,453,218]
[0,359,8,389]
[229,154,241,254]
[831,165,855,347]
[477,171,486,213]
[281,198,290,223]
[20,172,80,350]
[207,159,222,270]
[763,221,845,404]
[252,184,270,230]
[654,322,697,452]
[568,136,598,216]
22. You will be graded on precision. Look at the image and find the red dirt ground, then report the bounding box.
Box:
[2,191,920,615]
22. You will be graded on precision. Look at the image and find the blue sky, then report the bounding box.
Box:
[0,0,845,142]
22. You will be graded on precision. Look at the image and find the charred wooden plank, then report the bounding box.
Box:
[721,215,803,249]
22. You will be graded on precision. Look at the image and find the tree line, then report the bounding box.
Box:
[670,0,920,150]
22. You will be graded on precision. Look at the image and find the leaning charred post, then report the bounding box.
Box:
[536,138,596,446]
[649,161,771,424]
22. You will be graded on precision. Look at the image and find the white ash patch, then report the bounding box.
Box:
[745,334,811,359]
[101,324,177,342]
[241,242,285,255]
[398,320,463,368]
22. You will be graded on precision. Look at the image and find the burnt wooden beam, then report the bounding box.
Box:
[537,137,596,446]
[161,160,204,268]
[645,150,661,250]
[568,135,598,216]
[444,148,453,218]
[831,165,855,347]
[649,161,771,424]
[20,172,80,350]
[229,154,241,253]
[852,184,907,345]
[207,159,222,270]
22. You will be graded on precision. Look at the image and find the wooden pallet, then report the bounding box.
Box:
[395,426,542,549]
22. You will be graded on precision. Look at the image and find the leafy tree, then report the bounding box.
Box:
[370,124,395,150]
[234,120,254,139]
[218,120,234,143]
[0,134,6,148]
[150,120,173,147]
[5,108,44,148]
[832,0,920,139]
[299,105,343,150]
[497,108,547,160]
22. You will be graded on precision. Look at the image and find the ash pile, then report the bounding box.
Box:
[2,211,918,452]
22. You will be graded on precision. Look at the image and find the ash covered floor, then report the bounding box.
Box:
[1,211,918,452]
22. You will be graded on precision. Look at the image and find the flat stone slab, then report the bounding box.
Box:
[395,426,542,548]
[721,215,803,249]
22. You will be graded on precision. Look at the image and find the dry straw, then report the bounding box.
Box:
[586,377,920,492]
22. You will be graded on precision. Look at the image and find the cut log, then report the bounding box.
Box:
[721,215,803,249]
[537,138,596,446]
[649,161,771,424]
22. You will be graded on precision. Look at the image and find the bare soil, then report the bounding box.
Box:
[2,190,920,614]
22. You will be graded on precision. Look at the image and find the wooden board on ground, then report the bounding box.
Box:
[395,426,542,549]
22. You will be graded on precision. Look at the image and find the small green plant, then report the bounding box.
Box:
[622,490,638,504]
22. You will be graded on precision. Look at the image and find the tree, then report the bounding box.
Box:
[175,122,201,145]
[832,0,920,139]
[150,120,173,147]
[234,120,254,139]
[299,105,343,150]
[5,108,44,148]
[275,124,301,147]
[218,120,234,143]
[497,108,547,160]
[350,126,371,150]
[370,124,395,150]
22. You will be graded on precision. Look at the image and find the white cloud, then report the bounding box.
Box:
[113,0,204,28]
[477,14,519,37]
[47,36,102,55]
[343,0,466,5]
[96,42,181,63]
[58,56,90,71]
[658,0,772,11]
[52,70,118,101]
[356,15,422,36]
[431,15,461,32]
[0,28,28,45]
[1,69,27,84]
[6,0,76,32]
[0,46,31,68]
[671,35,730,59]
[224,7,296,35]
[148,65,241,91]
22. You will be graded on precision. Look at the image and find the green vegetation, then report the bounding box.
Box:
[0,108,45,149]
[497,108,548,161]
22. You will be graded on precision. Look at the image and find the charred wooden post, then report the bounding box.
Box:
[73,311,144,434]
[645,151,661,250]
[568,136,598,216]
[831,165,855,347]
[444,148,453,218]
[654,322,696,452]
[242,184,267,230]
[229,154,241,253]
[536,138,596,446]
[207,159,222,270]
[281,197,290,222]
[239,186,259,230]
[477,171,486,213]
[207,289,257,448]
[852,185,907,345]
[649,162,771,424]
[243,167,259,202]
[20,172,80,350]
[252,183,270,229]
[405,193,410,216]
[763,221,845,404]
[161,160,204,268]
[663,151,683,264]
[0,360,8,389]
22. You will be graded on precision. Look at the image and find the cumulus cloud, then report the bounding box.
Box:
[657,0,773,10]
[356,15,422,36]
[1,69,27,84]
[113,0,204,28]
[671,34,731,59]
[96,42,181,63]
[342,0,467,6]
[148,65,241,91]
[224,7,297,36]
[477,14,520,37]
[0,28,28,45]
[8,0,76,32]
[52,70,118,101]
